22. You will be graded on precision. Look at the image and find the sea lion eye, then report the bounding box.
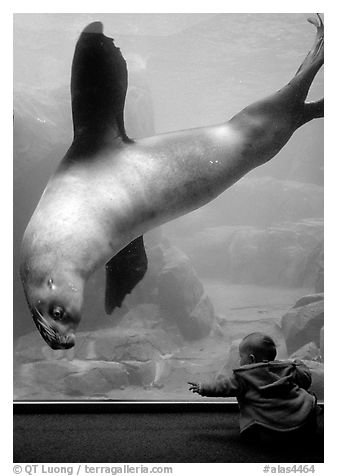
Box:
[52,306,64,320]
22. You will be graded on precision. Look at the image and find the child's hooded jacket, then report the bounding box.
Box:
[199,359,316,432]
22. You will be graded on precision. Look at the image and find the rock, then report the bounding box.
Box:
[92,329,176,362]
[300,242,324,292]
[320,327,324,362]
[315,270,324,294]
[293,293,324,308]
[63,361,129,396]
[302,360,324,401]
[210,322,226,339]
[216,314,227,327]
[157,246,215,340]
[17,359,130,397]
[176,294,215,340]
[122,355,172,387]
[290,342,320,361]
[281,299,324,355]
[159,246,204,309]
[121,360,156,386]
[16,360,80,393]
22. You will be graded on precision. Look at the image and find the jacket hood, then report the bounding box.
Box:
[233,360,302,397]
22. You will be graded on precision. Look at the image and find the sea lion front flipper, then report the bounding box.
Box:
[105,236,148,314]
[70,21,131,148]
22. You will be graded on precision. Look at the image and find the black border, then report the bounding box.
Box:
[13,401,323,414]
[13,401,241,413]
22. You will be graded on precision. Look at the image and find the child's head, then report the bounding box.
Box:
[239,332,277,365]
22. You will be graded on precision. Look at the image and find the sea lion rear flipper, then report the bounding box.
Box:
[105,236,148,314]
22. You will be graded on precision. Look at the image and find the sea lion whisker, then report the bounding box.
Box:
[39,323,56,340]
[32,307,58,340]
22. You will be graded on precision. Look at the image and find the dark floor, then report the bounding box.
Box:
[14,408,324,463]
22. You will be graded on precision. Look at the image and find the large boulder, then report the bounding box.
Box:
[121,360,157,387]
[157,246,215,340]
[91,329,176,362]
[16,359,78,388]
[63,361,129,396]
[14,359,79,398]
[290,342,320,361]
[293,293,324,308]
[281,298,324,355]
[15,359,129,397]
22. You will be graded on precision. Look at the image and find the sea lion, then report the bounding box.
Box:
[20,16,324,350]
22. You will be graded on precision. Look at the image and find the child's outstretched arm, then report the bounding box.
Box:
[188,374,242,397]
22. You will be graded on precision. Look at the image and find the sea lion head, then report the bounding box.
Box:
[20,261,83,350]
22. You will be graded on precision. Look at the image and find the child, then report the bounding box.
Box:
[188,332,317,440]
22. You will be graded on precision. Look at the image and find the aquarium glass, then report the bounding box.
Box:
[13,13,324,402]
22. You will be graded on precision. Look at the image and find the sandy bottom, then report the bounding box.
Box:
[203,281,312,321]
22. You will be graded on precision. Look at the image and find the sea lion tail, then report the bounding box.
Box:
[290,13,324,104]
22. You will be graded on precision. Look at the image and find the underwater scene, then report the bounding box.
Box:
[13,13,323,401]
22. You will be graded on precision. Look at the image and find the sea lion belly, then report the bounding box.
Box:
[83,123,249,248]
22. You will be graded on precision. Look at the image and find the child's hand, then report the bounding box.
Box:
[188,381,201,394]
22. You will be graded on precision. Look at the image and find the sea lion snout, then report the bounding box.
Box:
[49,334,75,350]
